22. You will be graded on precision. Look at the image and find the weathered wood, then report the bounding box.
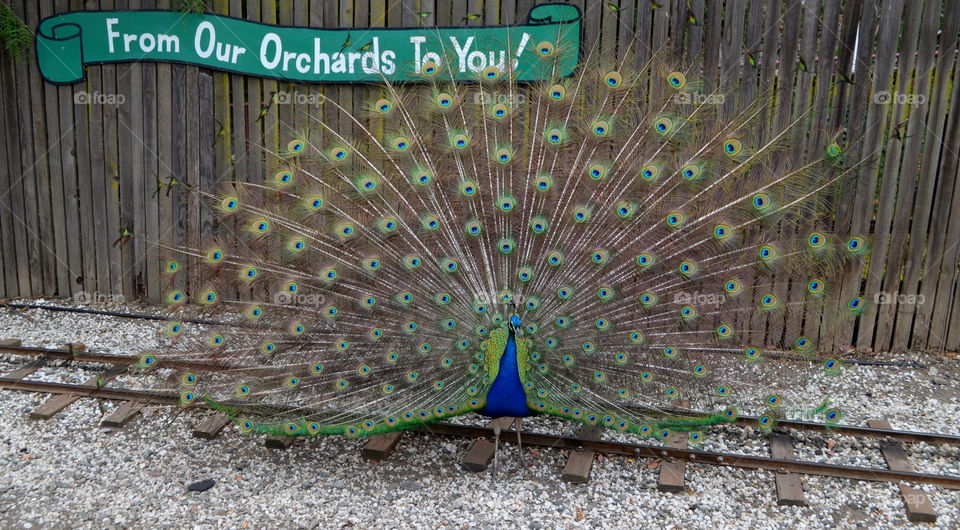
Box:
[868,420,937,523]
[561,424,603,484]
[193,412,232,439]
[361,431,405,460]
[869,0,927,352]
[86,0,111,297]
[265,434,297,449]
[184,63,201,295]
[30,368,121,419]
[71,0,96,297]
[908,4,960,350]
[100,400,143,428]
[114,0,136,300]
[10,2,39,295]
[769,432,807,506]
[2,0,960,354]
[0,360,45,386]
[0,56,15,298]
[657,430,688,493]
[886,0,941,353]
[99,0,124,296]
[23,1,56,295]
[842,0,899,349]
[927,57,960,351]
[461,417,516,472]
[0,343,44,386]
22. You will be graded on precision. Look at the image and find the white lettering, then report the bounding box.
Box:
[260,33,283,69]
[106,18,120,53]
[194,21,216,58]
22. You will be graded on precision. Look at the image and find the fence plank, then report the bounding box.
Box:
[23,1,57,295]
[904,4,960,350]
[926,61,960,351]
[56,0,85,300]
[37,0,71,297]
[85,22,112,299]
[10,1,40,295]
[873,0,939,352]
[0,56,15,298]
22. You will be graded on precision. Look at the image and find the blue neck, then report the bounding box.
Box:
[480,329,531,418]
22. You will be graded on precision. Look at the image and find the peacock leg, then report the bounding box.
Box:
[514,417,528,474]
[491,419,502,481]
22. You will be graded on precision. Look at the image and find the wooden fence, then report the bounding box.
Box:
[0,0,958,352]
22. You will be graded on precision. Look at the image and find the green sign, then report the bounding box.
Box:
[36,4,581,85]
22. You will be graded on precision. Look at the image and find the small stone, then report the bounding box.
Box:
[186,479,216,492]
[400,480,421,491]
[932,376,950,385]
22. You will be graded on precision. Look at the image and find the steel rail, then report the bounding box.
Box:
[2,377,959,487]
[1,346,957,445]
[418,423,960,488]
[0,344,228,372]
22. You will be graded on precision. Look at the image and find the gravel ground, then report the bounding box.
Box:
[0,300,958,529]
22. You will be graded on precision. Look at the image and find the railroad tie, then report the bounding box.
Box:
[29,345,125,420]
[462,417,517,472]
[657,431,689,492]
[265,435,297,450]
[0,339,42,388]
[193,413,232,440]
[769,432,807,506]
[361,431,405,461]
[868,419,937,523]
[100,400,144,428]
[658,400,690,492]
[562,424,604,483]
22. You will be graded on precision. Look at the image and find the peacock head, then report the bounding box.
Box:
[509,314,522,331]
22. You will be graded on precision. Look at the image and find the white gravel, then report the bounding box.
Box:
[0,300,958,529]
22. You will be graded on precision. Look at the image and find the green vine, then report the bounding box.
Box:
[174,0,207,15]
[0,2,30,64]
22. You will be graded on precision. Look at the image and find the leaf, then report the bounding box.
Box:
[650,0,665,9]
[463,13,481,21]
[416,11,431,18]
[0,2,31,63]
[606,2,620,12]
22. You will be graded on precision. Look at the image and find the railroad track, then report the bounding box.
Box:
[0,340,955,523]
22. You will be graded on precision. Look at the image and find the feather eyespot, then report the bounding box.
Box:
[535,41,555,56]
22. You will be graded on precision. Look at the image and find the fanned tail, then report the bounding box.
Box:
[144,41,866,441]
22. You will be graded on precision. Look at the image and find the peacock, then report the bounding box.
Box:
[146,35,868,465]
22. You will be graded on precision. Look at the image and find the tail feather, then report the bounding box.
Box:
[148,46,865,439]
